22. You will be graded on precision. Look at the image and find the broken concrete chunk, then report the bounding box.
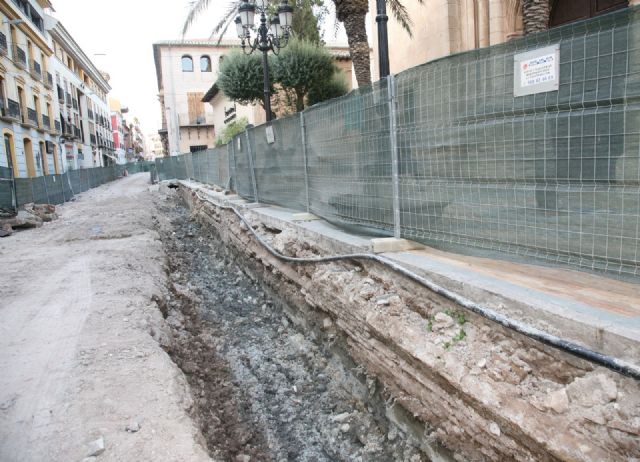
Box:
[488,422,501,436]
[126,419,141,433]
[543,388,569,414]
[86,436,105,457]
[330,412,351,423]
[567,373,618,407]
[433,312,454,330]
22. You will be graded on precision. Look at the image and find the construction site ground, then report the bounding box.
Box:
[1,172,639,461]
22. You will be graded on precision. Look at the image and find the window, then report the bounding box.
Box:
[200,55,212,72]
[181,55,193,72]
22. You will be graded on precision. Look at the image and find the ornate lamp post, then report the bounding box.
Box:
[235,0,293,121]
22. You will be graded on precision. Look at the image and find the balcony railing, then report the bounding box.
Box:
[13,45,26,69]
[30,60,42,78]
[42,114,50,130]
[2,99,21,120]
[45,72,53,89]
[0,32,7,56]
[27,108,38,126]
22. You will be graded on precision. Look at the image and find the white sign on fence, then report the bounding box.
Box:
[514,44,560,97]
[265,125,275,144]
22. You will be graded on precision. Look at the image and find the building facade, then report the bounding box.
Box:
[153,40,268,156]
[46,16,114,169]
[0,0,61,178]
[109,97,126,164]
[0,0,115,179]
[153,40,352,156]
[369,0,635,78]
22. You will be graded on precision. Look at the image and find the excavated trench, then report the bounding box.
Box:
[154,191,429,461]
[153,183,640,462]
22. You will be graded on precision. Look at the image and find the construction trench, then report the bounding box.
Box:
[153,180,640,461]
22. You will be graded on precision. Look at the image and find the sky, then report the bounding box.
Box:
[49,0,348,138]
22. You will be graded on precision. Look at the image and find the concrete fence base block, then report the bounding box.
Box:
[371,237,423,254]
[243,202,267,209]
[292,213,320,222]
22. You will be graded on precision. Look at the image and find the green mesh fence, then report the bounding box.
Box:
[154,7,640,279]
[0,162,152,211]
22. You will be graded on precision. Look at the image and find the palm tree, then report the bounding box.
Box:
[521,0,550,34]
[182,0,420,88]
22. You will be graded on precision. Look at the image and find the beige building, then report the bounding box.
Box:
[369,0,632,79]
[153,40,261,156]
[153,40,352,156]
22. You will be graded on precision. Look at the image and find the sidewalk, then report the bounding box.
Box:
[0,174,210,462]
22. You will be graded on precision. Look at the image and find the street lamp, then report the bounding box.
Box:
[235,0,293,122]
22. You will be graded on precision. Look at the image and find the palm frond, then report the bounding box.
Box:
[182,0,214,37]
[208,2,241,44]
[386,0,413,37]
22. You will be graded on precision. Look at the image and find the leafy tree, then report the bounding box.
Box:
[216,52,271,107]
[271,39,335,111]
[307,70,349,106]
[216,116,249,146]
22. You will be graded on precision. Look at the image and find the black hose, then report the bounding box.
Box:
[194,190,640,381]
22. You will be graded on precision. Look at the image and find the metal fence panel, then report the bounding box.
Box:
[152,7,640,278]
[232,134,255,201]
[304,79,394,235]
[250,114,306,209]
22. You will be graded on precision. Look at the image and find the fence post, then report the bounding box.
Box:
[388,74,401,239]
[245,131,259,203]
[228,142,234,190]
[299,112,310,213]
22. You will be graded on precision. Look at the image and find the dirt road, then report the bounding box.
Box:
[0,174,210,462]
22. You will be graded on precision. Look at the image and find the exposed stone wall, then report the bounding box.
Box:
[180,186,640,461]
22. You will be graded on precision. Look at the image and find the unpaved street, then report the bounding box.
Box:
[0,174,210,462]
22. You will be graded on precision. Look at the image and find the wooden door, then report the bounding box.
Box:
[550,0,628,27]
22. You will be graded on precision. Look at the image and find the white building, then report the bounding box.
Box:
[0,0,62,178]
[45,15,113,170]
[153,40,268,156]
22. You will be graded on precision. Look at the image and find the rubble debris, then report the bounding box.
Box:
[86,436,105,457]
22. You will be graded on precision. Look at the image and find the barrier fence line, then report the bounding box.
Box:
[153,7,640,280]
[0,162,154,211]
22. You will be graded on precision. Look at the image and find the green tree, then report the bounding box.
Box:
[271,39,335,111]
[307,70,349,106]
[216,51,270,107]
[216,116,249,146]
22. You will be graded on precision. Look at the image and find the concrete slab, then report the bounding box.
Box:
[292,213,320,222]
[371,238,423,253]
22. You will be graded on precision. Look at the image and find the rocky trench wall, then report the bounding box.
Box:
[179,186,640,462]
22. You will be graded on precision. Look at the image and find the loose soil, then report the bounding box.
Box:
[155,189,427,461]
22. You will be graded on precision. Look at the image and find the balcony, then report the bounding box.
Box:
[57,86,64,103]
[1,99,21,122]
[42,114,50,130]
[12,45,26,70]
[30,60,42,80]
[26,108,38,127]
[44,72,53,90]
[0,32,7,56]
[178,113,215,127]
